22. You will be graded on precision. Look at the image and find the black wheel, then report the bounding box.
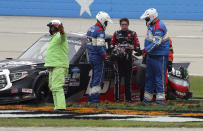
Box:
[185,92,192,100]
[34,77,53,103]
[135,64,146,89]
[140,86,144,101]
[166,86,177,100]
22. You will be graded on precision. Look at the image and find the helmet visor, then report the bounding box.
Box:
[104,21,108,27]
[145,17,150,22]
[47,22,52,27]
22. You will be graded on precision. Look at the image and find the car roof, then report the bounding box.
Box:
[42,32,112,40]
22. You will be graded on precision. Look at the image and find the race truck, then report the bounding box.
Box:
[0,33,192,104]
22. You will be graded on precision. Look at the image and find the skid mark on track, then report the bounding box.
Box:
[0,109,203,122]
[0,105,203,117]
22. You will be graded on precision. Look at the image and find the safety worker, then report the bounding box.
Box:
[86,11,112,103]
[167,37,174,73]
[45,20,69,111]
[165,37,174,98]
[140,8,170,104]
[142,37,174,101]
[111,18,142,103]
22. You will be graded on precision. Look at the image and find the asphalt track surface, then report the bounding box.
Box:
[0,16,203,76]
[0,105,202,122]
[0,109,202,122]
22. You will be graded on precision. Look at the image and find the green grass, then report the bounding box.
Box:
[74,100,203,112]
[0,119,202,127]
[37,100,203,112]
[190,76,203,98]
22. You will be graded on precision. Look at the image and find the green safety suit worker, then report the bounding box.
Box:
[44,20,69,110]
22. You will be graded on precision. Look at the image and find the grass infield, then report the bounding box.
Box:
[190,76,203,98]
[0,119,202,127]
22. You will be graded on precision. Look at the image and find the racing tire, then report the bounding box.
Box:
[135,64,146,89]
[34,77,53,103]
[166,86,177,100]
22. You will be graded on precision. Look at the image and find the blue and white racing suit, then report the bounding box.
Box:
[86,23,107,103]
[144,19,170,104]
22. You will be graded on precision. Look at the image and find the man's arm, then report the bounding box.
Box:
[133,32,140,47]
[58,24,66,42]
[133,32,143,56]
[110,32,118,45]
[97,30,107,59]
[145,29,165,53]
[168,37,174,72]
[58,24,64,35]
[168,37,174,61]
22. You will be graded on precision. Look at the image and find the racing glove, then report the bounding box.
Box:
[142,56,146,64]
[168,60,173,72]
[109,44,115,50]
[134,46,143,56]
[108,44,115,53]
[104,55,111,63]
[58,24,64,35]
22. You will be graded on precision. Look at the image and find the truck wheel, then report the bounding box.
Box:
[34,77,52,103]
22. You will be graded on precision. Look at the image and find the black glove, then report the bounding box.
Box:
[58,24,64,35]
[109,44,115,50]
[142,56,146,64]
[135,50,143,56]
[134,47,143,56]
[104,55,111,63]
[168,61,173,72]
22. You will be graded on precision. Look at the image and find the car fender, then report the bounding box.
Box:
[31,70,48,91]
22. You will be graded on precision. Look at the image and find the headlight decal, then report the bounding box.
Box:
[10,71,29,82]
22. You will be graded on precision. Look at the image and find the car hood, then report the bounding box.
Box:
[0,59,44,72]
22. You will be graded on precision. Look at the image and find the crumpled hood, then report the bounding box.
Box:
[0,59,44,71]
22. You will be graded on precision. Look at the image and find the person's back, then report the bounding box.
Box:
[86,23,106,63]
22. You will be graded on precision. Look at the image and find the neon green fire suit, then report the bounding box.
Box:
[44,32,69,110]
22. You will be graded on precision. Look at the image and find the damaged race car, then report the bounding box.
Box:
[0,33,192,104]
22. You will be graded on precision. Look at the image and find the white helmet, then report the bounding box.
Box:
[47,19,62,28]
[47,20,62,35]
[140,8,158,26]
[96,11,113,30]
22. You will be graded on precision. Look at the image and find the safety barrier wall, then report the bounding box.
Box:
[0,0,203,20]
